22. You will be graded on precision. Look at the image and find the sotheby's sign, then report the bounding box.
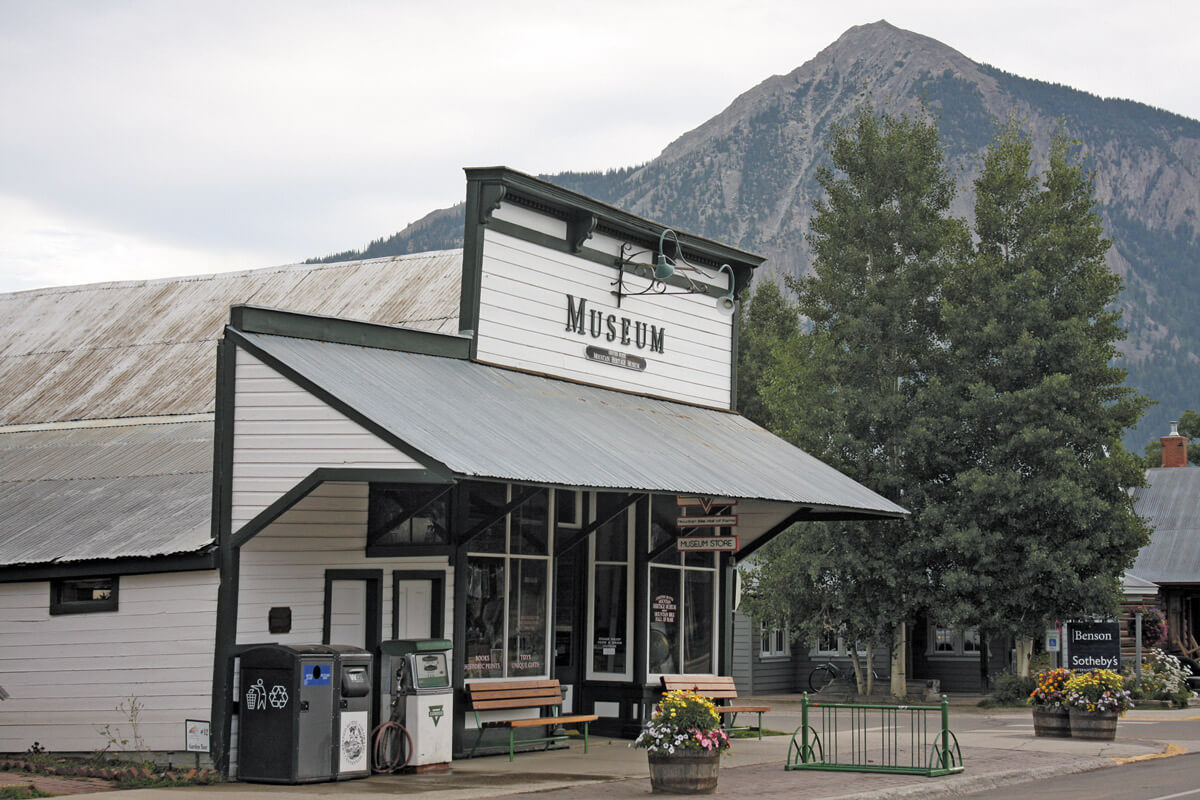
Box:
[1066,621,1121,671]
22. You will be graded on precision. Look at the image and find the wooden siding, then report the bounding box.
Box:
[231,349,423,529]
[731,610,754,694]
[236,482,453,647]
[475,203,734,409]
[0,571,219,753]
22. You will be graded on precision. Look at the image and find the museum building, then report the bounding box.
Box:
[0,168,905,771]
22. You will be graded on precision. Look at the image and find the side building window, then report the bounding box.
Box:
[50,576,118,615]
[760,624,790,658]
[463,483,550,679]
[929,623,981,656]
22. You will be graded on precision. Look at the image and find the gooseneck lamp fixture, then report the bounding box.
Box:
[611,227,735,310]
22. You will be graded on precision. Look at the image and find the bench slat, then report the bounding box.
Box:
[468,687,563,701]
[505,714,598,729]
[471,697,562,711]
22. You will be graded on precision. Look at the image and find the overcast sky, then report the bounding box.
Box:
[2,0,1197,293]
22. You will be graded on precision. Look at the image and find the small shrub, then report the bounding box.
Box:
[1126,649,1193,706]
[990,672,1036,705]
[0,785,52,799]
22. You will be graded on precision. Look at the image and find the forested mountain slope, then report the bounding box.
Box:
[311,21,1200,449]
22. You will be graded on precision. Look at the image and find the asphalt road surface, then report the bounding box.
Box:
[961,752,1200,799]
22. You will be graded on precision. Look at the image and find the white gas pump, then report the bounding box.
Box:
[379,639,453,771]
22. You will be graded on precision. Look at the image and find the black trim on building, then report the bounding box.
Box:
[210,334,239,776]
[230,305,472,359]
[0,551,216,584]
[391,570,446,639]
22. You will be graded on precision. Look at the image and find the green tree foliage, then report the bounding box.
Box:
[929,123,1151,641]
[741,111,1151,689]
[735,280,801,429]
[741,106,968,692]
[1139,409,1200,467]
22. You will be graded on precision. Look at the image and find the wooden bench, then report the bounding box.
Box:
[465,679,598,761]
[660,675,770,740]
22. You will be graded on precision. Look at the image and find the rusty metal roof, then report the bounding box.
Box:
[1130,466,1200,585]
[0,421,214,566]
[237,331,908,515]
[0,251,462,426]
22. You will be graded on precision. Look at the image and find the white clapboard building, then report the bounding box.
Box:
[0,168,905,771]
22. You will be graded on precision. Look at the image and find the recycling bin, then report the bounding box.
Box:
[237,644,337,783]
[327,644,373,780]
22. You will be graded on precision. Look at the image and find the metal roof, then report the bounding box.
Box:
[0,251,462,426]
[0,421,214,566]
[1130,466,1200,584]
[237,331,908,515]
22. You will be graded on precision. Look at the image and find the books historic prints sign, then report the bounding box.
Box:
[1066,621,1121,671]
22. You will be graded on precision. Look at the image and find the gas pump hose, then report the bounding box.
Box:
[371,719,413,773]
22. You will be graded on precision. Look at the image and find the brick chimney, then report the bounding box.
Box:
[1160,420,1190,468]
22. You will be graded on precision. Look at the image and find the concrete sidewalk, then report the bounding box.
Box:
[33,699,1200,800]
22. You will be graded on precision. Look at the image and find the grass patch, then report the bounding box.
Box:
[0,785,53,799]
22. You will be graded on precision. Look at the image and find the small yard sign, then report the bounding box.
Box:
[185,719,210,752]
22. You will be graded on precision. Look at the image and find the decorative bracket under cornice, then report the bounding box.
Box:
[566,212,598,253]
[478,184,507,225]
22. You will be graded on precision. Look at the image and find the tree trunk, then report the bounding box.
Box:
[1015,636,1034,677]
[890,622,908,697]
[864,641,875,695]
[849,648,865,694]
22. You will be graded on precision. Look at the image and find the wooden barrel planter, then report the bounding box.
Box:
[648,750,721,794]
[1032,706,1071,738]
[1068,710,1118,741]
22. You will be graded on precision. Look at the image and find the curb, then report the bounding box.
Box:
[825,757,1116,800]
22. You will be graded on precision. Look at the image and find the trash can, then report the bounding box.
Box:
[237,644,337,783]
[328,644,373,780]
[380,639,453,769]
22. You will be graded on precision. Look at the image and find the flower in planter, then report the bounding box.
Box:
[1028,668,1072,708]
[633,690,732,755]
[1063,669,1134,715]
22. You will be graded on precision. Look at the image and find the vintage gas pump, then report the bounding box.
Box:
[379,639,453,770]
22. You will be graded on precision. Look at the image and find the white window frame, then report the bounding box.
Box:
[585,497,635,681]
[465,483,554,681]
[759,623,791,659]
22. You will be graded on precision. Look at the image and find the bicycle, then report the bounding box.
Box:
[807,661,886,693]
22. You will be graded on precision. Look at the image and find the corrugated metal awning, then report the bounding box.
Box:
[1131,466,1200,584]
[236,332,907,516]
[0,421,214,567]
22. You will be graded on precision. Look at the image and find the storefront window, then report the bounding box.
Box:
[464,558,505,678]
[508,559,547,676]
[647,495,717,676]
[464,483,551,679]
[367,484,450,547]
[589,498,633,678]
[649,568,681,673]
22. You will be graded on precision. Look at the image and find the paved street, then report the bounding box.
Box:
[26,699,1192,800]
[958,752,1200,799]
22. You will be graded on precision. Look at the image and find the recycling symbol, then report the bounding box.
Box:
[268,684,289,709]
